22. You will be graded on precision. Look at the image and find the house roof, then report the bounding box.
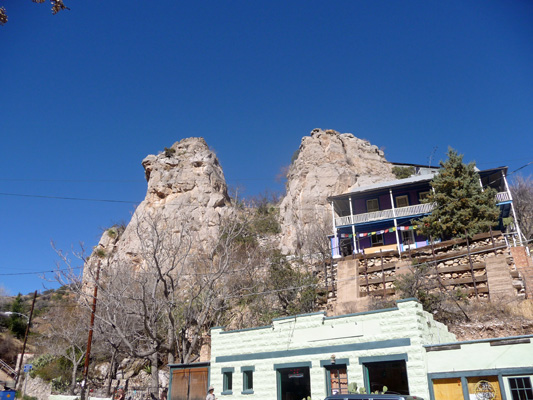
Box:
[390,161,440,169]
[329,172,438,201]
[328,165,508,202]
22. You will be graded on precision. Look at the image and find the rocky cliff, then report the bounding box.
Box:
[87,130,394,269]
[87,137,231,273]
[278,128,395,254]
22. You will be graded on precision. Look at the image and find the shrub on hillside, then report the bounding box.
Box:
[392,166,415,179]
[0,332,20,365]
[30,354,72,389]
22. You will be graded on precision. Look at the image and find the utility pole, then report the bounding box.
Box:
[15,290,37,389]
[81,260,101,400]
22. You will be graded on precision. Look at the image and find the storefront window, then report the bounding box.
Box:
[509,377,533,400]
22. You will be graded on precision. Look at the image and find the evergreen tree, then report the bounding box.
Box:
[8,294,27,339]
[417,148,500,240]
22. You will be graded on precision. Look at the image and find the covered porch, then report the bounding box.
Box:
[330,216,430,258]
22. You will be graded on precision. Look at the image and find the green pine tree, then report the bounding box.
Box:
[416,148,500,240]
[9,294,27,339]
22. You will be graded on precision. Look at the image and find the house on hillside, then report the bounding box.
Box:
[328,164,519,258]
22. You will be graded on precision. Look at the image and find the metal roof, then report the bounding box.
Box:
[330,172,437,200]
[329,165,508,201]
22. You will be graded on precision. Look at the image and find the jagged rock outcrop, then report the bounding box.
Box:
[87,130,394,266]
[87,137,231,273]
[279,128,395,254]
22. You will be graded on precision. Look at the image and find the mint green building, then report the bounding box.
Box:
[209,299,452,400]
[169,299,533,400]
[426,335,533,400]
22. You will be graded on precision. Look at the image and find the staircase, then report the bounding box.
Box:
[0,358,17,388]
[486,255,516,300]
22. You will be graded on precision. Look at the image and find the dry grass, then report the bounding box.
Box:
[447,298,533,341]
[0,332,21,365]
[508,298,533,319]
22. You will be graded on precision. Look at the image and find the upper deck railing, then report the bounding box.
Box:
[496,191,511,203]
[334,192,510,227]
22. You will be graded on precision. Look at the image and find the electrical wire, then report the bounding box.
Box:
[0,192,138,204]
[0,266,83,276]
[0,161,530,205]
[1,162,530,283]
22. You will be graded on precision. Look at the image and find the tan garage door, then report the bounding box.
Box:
[433,377,464,400]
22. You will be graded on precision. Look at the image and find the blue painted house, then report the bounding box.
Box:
[328,164,518,258]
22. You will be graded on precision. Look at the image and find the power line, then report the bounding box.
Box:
[0,192,139,204]
[0,178,144,183]
[0,266,83,276]
[509,161,533,176]
[0,177,278,183]
[1,159,531,186]
[1,161,530,205]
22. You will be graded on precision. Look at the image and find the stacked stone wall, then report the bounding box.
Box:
[329,232,530,311]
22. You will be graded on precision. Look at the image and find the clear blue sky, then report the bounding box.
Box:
[1,0,532,296]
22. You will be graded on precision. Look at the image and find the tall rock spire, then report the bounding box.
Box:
[278,128,395,254]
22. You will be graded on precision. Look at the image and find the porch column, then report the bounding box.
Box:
[389,189,402,256]
[330,202,336,236]
[349,196,358,254]
[330,202,340,258]
[503,172,524,246]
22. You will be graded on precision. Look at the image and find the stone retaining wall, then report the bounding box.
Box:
[330,232,533,313]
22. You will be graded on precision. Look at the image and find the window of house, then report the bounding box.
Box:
[241,366,254,394]
[363,359,409,395]
[366,199,379,212]
[222,368,234,395]
[371,233,384,246]
[401,230,415,245]
[509,377,533,400]
[466,376,501,400]
[395,195,409,208]
[327,366,348,395]
[418,191,430,202]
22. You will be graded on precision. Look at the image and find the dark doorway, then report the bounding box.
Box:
[364,360,409,395]
[277,367,311,400]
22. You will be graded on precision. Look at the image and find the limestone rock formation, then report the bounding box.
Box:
[89,137,231,269]
[86,131,394,266]
[279,128,395,254]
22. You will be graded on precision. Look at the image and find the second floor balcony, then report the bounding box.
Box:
[334,191,511,228]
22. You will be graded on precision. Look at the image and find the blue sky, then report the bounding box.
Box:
[1,1,532,296]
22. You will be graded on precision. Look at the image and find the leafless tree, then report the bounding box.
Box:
[511,175,533,242]
[38,304,89,394]
[54,210,260,395]
[295,215,333,284]
[1,1,69,26]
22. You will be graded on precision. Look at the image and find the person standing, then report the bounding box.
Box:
[206,386,216,400]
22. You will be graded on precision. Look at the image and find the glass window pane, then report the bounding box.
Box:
[509,377,533,400]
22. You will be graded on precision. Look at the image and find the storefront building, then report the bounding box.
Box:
[208,299,453,400]
[169,299,533,400]
[426,335,533,400]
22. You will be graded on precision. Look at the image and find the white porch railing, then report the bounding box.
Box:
[335,203,435,227]
[496,191,511,203]
[335,191,512,228]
